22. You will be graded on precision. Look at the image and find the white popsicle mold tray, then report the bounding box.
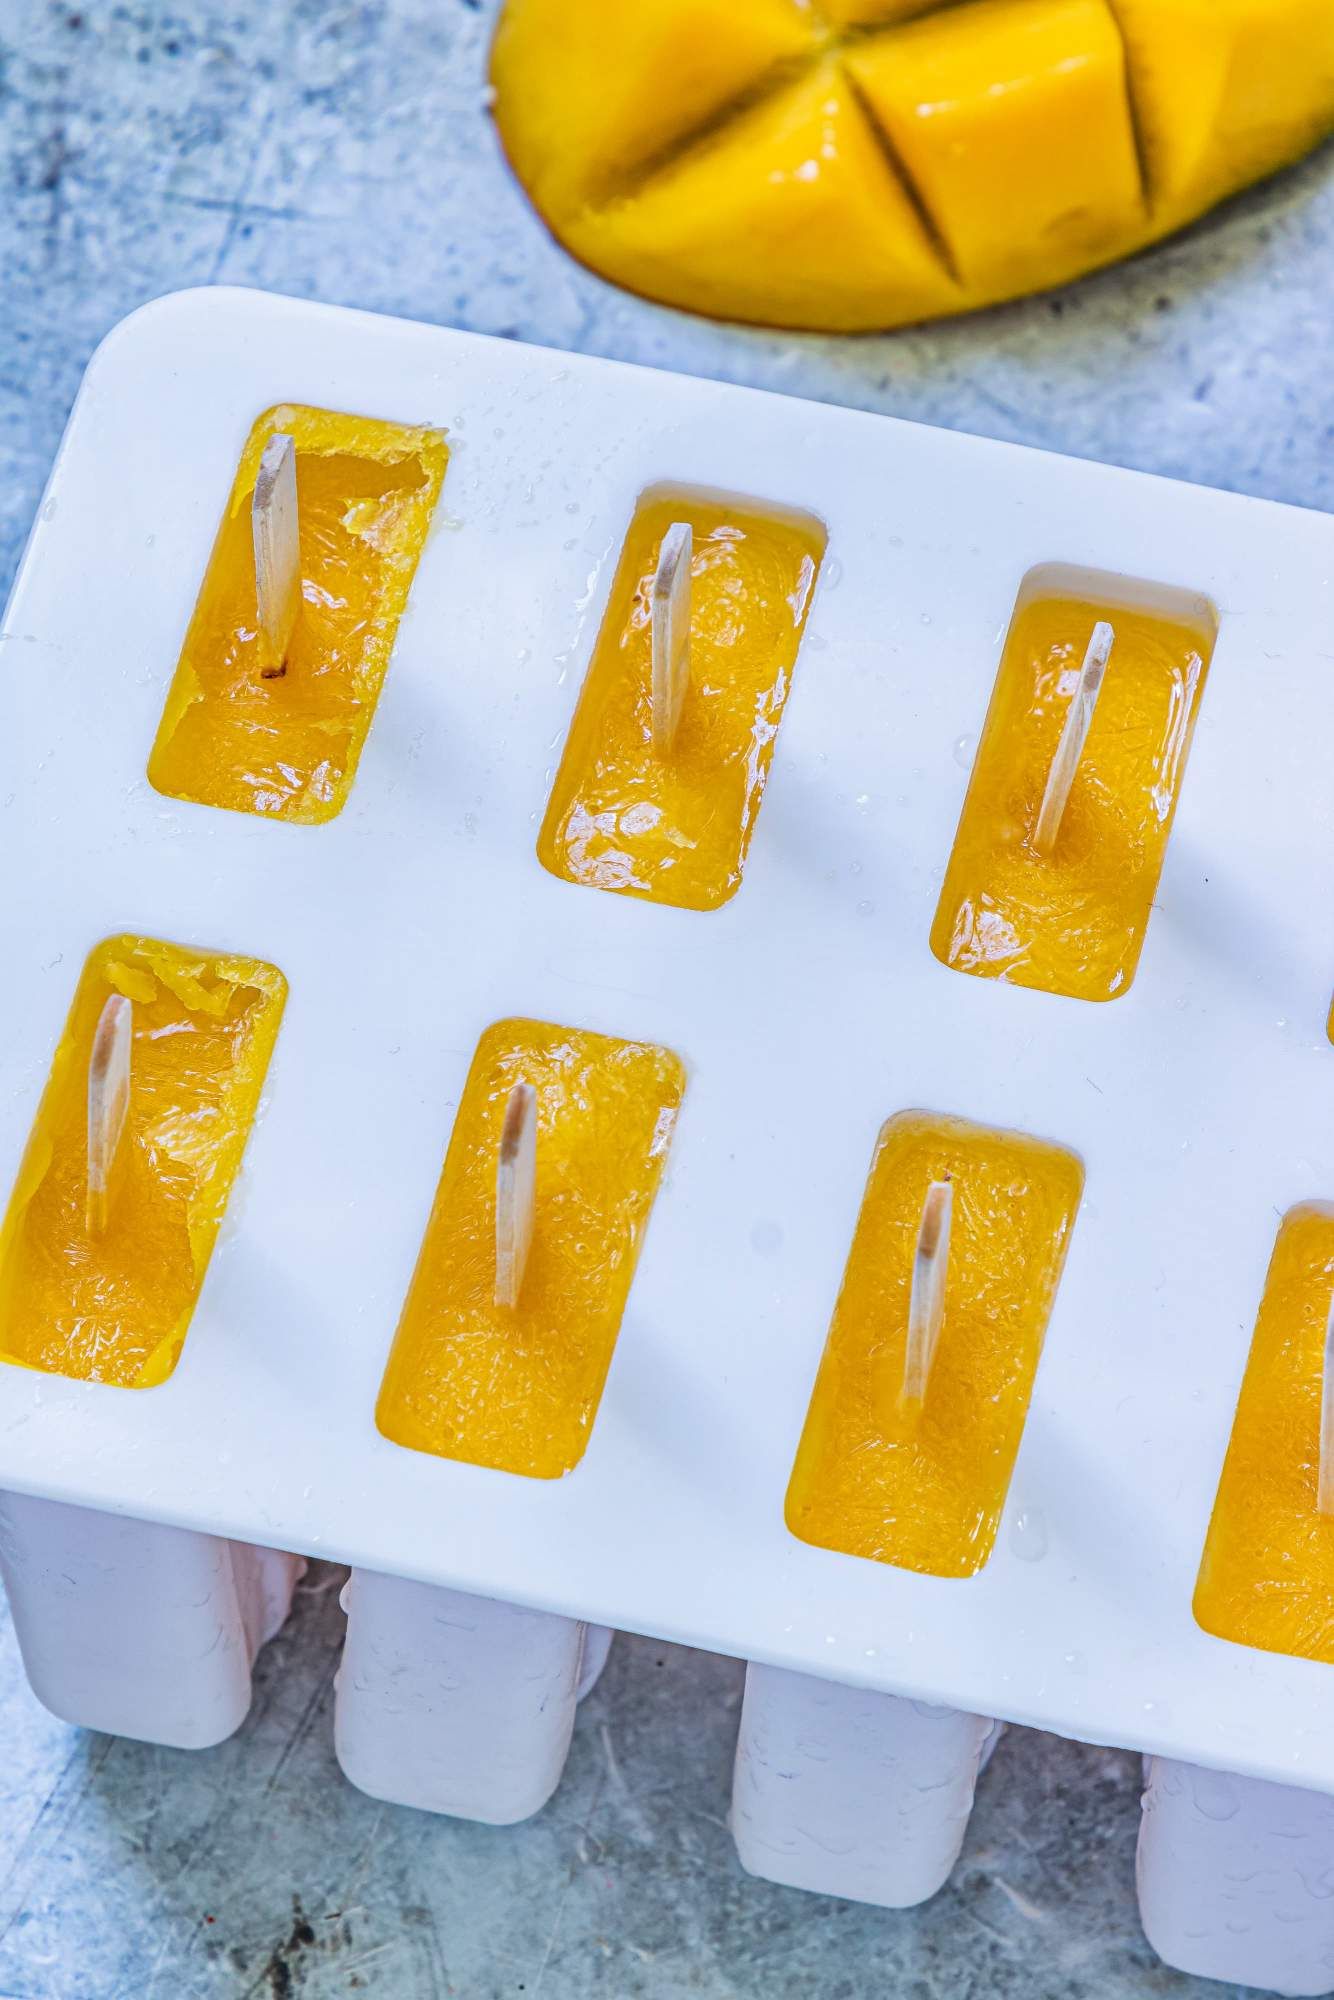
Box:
[4,284,1334,1797]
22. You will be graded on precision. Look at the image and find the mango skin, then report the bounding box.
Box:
[490,0,1334,333]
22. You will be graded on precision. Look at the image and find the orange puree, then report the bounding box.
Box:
[0,936,285,1388]
[1196,1204,1334,1663]
[149,403,447,825]
[787,1110,1082,1578]
[377,1017,685,1478]
[932,568,1216,1002]
[538,492,824,911]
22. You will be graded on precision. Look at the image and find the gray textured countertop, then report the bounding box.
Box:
[3,5,1333,1996]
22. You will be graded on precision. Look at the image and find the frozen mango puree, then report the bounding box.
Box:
[932,569,1216,1003]
[0,936,285,1388]
[149,403,447,824]
[490,0,1334,332]
[539,493,824,911]
[377,1018,685,1479]
[1196,1204,1334,1663]
[787,1111,1082,1578]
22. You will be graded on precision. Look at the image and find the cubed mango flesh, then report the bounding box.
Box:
[846,0,1144,293]
[491,0,1334,331]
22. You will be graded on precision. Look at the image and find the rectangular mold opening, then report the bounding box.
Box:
[1195,1201,1334,1663]
[0,934,286,1388]
[538,483,827,912]
[786,1108,1084,1579]
[931,561,1219,1003]
[148,402,448,826]
[376,1015,686,1480]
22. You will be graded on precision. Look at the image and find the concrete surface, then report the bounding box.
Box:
[2,2,1334,1995]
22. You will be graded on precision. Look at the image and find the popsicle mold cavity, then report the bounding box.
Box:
[786,1109,1083,1578]
[148,403,448,824]
[932,563,1217,1003]
[1195,1203,1334,1663]
[0,935,286,1388]
[538,488,824,912]
[376,1017,685,1478]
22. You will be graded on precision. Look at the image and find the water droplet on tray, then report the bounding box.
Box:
[1189,1769,1240,1822]
[1010,1508,1048,1562]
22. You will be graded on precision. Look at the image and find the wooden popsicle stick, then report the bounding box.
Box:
[252,432,301,679]
[901,1178,953,1410]
[1032,619,1116,857]
[1319,1294,1334,1516]
[495,1081,538,1310]
[86,994,132,1237]
[651,521,692,757]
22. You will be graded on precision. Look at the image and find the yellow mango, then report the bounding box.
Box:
[377,1018,685,1480]
[150,404,447,825]
[931,569,1216,1004]
[539,491,824,912]
[787,1111,1083,1579]
[846,0,1144,292]
[489,0,819,212]
[1195,1204,1334,1664]
[0,936,285,1389]
[491,0,1334,331]
[1113,0,1334,214]
[560,65,960,331]
[821,0,943,22]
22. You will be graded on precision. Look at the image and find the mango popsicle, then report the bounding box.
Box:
[1195,1204,1334,1663]
[377,1017,685,1479]
[0,936,285,1388]
[149,403,447,825]
[787,1110,1083,1578]
[932,565,1216,1002]
[538,492,824,911]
